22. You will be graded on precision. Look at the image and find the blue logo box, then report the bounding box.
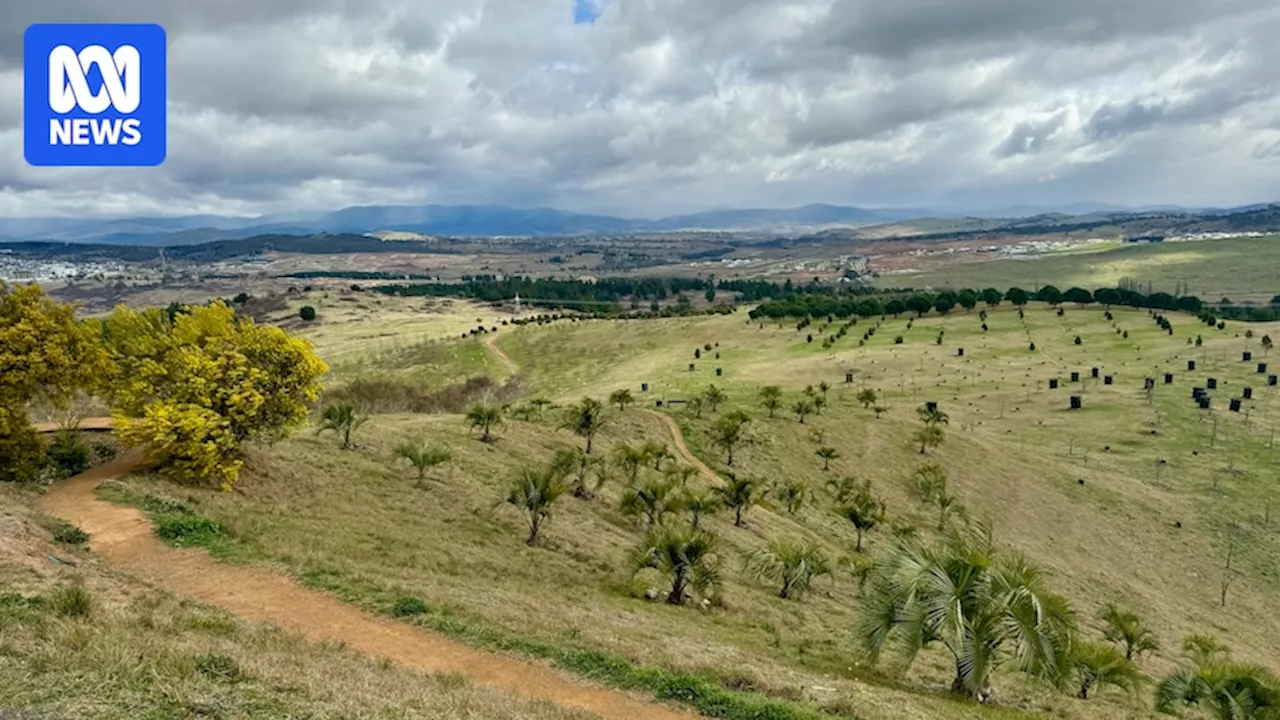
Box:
[24,23,167,167]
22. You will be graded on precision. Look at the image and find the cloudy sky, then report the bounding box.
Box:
[2,0,1279,218]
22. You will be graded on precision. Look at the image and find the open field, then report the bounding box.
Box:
[92,299,1280,719]
[880,235,1280,302]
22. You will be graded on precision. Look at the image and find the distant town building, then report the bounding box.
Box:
[1124,233,1166,243]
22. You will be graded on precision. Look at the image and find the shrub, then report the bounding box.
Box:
[299,305,317,321]
[48,519,89,545]
[894,336,904,344]
[90,441,117,461]
[48,583,92,618]
[391,596,430,617]
[46,429,89,477]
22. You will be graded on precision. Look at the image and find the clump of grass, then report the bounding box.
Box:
[48,584,93,618]
[46,518,89,545]
[193,652,246,683]
[391,596,430,617]
[155,515,229,548]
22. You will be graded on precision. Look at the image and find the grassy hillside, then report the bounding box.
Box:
[0,479,596,720]
[99,301,1280,719]
[880,235,1280,302]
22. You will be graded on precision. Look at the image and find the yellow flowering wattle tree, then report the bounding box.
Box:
[100,301,328,490]
[0,281,109,482]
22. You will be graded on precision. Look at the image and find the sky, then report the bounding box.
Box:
[1,0,1279,219]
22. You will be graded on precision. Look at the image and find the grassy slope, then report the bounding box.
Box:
[878,234,1280,301]
[102,303,1280,719]
[0,482,595,720]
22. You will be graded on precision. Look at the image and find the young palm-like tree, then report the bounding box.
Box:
[712,413,749,466]
[620,477,682,530]
[858,523,1076,701]
[818,381,831,399]
[630,526,721,606]
[613,443,648,485]
[551,447,607,499]
[714,473,761,527]
[316,403,368,449]
[641,440,671,470]
[703,384,727,413]
[916,424,945,454]
[680,488,721,530]
[812,394,828,416]
[1156,639,1280,718]
[1099,603,1161,662]
[856,388,878,409]
[872,405,888,419]
[664,464,699,488]
[563,397,606,453]
[743,540,831,600]
[936,491,967,531]
[687,396,706,419]
[793,400,814,424]
[504,467,568,546]
[394,441,452,486]
[815,446,840,471]
[465,403,503,443]
[1071,642,1143,700]
[826,475,865,505]
[759,385,783,418]
[912,463,948,503]
[775,479,808,514]
[840,486,885,553]
[609,388,635,412]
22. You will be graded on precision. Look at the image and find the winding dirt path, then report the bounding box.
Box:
[642,410,723,486]
[35,422,700,720]
[479,326,720,489]
[485,332,520,376]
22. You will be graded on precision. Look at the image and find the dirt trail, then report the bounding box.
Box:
[642,410,722,486]
[35,423,701,720]
[478,328,720,490]
[485,332,520,376]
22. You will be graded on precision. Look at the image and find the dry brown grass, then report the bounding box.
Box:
[0,481,597,720]
[97,302,1280,720]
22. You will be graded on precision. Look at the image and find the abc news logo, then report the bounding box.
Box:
[48,44,143,146]
[24,24,167,167]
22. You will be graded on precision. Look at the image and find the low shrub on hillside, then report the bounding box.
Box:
[324,375,523,414]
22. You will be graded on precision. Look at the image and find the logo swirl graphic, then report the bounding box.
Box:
[47,44,141,114]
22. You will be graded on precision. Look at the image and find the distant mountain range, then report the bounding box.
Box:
[0,201,1275,247]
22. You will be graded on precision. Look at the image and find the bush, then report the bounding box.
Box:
[894,336,904,344]
[299,305,317,321]
[48,519,89,545]
[48,584,93,618]
[46,429,90,477]
[90,441,118,461]
[391,596,430,617]
[0,418,44,483]
[323,375,522,415]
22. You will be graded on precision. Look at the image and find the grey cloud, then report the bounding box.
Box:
[1,0,1280,218]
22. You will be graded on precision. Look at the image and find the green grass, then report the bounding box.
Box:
[880,235,1280,302]
[101,302,1280,720]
